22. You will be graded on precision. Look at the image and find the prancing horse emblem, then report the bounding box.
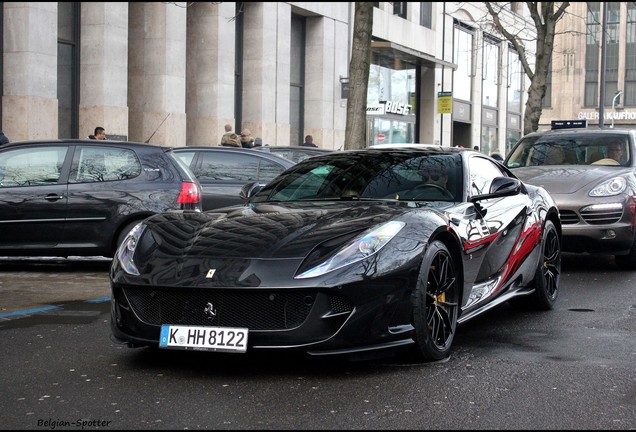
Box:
[204,302,217,320]
[206,269,216,278]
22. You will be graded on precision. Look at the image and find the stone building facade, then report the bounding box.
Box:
[1,2,536,156]
[540,2,636,132]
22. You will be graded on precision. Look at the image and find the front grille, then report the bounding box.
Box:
[580,207,623,225]
[123,287,353,330]
[559,209,579,224]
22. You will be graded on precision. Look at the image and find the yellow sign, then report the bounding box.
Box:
[437,91,452,114]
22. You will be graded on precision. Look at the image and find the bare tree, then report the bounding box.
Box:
[344,2,374,150]
[484,2,570,134]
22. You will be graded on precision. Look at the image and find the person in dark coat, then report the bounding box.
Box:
[302,135,317,147]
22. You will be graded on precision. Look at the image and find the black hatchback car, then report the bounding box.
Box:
[0,139,202,258]
[174,146,295,210]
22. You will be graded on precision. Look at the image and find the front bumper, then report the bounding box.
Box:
[109,269,418,355]
[556,195,635,254]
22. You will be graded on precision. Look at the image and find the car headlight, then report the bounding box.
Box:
[295,221,406,279]
[589,176,627,197]
[115,222,146,275]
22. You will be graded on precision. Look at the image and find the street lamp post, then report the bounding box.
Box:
[611,90,622,129]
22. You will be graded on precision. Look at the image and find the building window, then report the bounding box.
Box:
[453,23,474,102]
[508,48,523,112]
[392,2,407,19]
[420,3,432,28]
[367,61,417,146]
[481,124,497,156]
[624,2,636,106]
[584,2,600,107]
[57,2,80,139]
[482,36,500,108]
[604,2,620,106]
[290,14,306,146]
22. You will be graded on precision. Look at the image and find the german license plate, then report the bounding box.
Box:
[159,325,248,353]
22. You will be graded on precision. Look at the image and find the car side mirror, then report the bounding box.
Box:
[469,177,525,218]
[240,181,262,200]
[470,177,524,203]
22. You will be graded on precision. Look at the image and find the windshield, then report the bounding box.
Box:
[506,133,631,168]
[251,152,463,203]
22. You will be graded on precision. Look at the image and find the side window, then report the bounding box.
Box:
[196,152,259,182]
[257,160,287,183]
[174,151,196,167]
[70,146,141,183]
[469,157,506,196]
[0,146,68,187]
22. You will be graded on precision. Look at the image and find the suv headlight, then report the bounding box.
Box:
[589,177,627,197]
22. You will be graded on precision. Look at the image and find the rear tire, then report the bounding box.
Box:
[408,240,460,362]
[511,219,561,310]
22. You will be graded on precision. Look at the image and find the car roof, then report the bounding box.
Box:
[2,138,171,150]
[523,128,635,139]
[369,143,442,149]
[257,145,332,151]
[173,145,296,165]
[306,146,475,158]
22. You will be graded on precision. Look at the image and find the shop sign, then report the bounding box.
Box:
[437,91,452,114]
[367,101,412,116]
[578,111,636,121]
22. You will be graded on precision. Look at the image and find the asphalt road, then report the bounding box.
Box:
[0,253,635,430]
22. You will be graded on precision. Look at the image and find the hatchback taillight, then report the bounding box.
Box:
[177,181,202,208]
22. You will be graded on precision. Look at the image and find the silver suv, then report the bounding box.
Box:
[504,127,636,269]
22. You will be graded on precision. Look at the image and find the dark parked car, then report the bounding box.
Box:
[173,146,295,210]
[254,145,333,163]
[111,147,561,362]
[0,139,201,258]
[504,126,636,269]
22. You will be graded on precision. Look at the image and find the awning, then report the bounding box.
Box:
[371,40,457,71]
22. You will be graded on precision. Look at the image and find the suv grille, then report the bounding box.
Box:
[580,207,623,225]
[123,287,353,330]
[559,210,579,224]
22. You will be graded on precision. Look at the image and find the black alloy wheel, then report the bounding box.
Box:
[511,219,561,310]
[409,240,459,362]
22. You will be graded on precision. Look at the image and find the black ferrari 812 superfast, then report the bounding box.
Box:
[110,147,561,362]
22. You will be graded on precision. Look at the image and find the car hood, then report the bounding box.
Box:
[142,201,437,260]
[511,165,632,194]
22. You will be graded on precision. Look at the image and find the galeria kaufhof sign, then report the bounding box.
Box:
[578,110,636,121]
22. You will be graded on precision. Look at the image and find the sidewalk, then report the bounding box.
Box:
[0,257,111,314]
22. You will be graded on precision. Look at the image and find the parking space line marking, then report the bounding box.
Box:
[0,305,61,318]
[84,296,111,303]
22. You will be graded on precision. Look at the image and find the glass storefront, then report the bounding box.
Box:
[367,117,415,145]
[366,63,417,146]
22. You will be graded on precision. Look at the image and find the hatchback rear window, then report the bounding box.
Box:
[70,146,141,183]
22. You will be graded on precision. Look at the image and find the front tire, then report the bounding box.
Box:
[408,240,460,362]
[615,233,636,269]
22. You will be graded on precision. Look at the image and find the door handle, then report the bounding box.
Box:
[44,193,65,201]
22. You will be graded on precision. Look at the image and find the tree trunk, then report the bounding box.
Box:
[345,2,373,150]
